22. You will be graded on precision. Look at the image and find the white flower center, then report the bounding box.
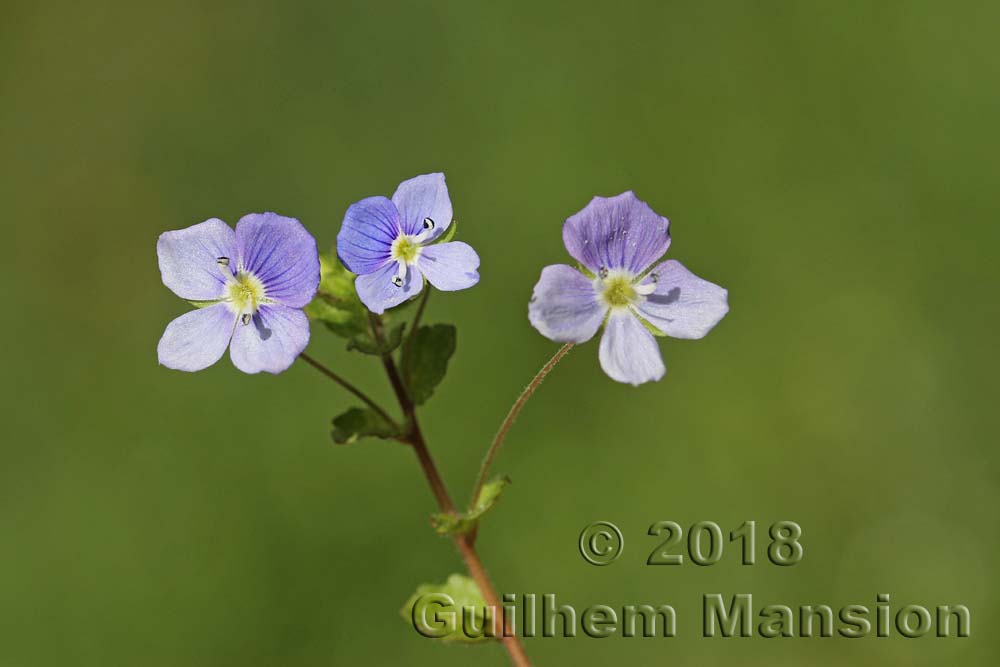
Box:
[391,235,423,265]
[596,268,657,310]
[217,257,270,324]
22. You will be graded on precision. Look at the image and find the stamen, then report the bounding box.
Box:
[241,313,252,325]
[413,224,435,244]
[598,266,609,279]
[409,217,436,244]
[634,282,657,296]
[216,257,235,283]
[391,260,407,287]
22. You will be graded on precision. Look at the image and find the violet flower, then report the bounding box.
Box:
[528,192,728,385]
[157,213,320,374]
[336,173,480,314]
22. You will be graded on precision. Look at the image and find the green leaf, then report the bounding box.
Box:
[186,299,221,309]
[346,322,405,356]
[402,324,457,405]
[434,219,458,245]
[473,475,511,516]
[634,310,667,337]
[331,407,399,445]
[304,251,369,338]
[431,476,511,536]
[401,574,494,643]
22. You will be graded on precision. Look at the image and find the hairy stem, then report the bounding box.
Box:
[471,343,574,506]
[370,313,532,667]
[298,352,399,429]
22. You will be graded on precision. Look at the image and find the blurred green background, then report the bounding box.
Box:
[3,0,998,664]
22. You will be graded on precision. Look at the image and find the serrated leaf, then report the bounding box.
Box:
[331,407,399,445]
[346,322,405,356]
[402,574,494,643]
[431,476,511,536]
[304,251,369,338]
[402,324,457,405]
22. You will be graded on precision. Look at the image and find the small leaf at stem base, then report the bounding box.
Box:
[431,476,511,536]
[402,573,495,643]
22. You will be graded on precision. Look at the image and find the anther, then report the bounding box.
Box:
[241,313,251,325]
[650,272,659,283]
[391,275,404,287]
[217,257,230,267]
[598,266,609,279]
[422,217,435,230]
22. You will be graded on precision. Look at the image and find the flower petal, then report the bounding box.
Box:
[416,241,480,291]
[633,260,729,339]
[229,304,310,374]
[157,304,235,372]
[598,311,666,385]
[233,213,320,308]
[528,264,607,343]
[337,196,401,276]
[157,218,235,300]
[354,260,424,314]
[562,191,671,276]
[391,173,453,239]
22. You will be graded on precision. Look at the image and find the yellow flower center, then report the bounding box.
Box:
[225,271,267,315]
[600,273,638,309]
[391,235,422,264]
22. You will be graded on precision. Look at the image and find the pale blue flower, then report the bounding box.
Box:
[157,213,320,374]
[529,192,728,385]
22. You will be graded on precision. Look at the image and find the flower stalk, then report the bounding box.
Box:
[471,343,574,509]
[298,352,399,429]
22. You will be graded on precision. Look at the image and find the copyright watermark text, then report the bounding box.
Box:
[410,592,970,640]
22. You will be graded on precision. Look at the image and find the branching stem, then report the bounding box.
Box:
[369,312,532,667]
